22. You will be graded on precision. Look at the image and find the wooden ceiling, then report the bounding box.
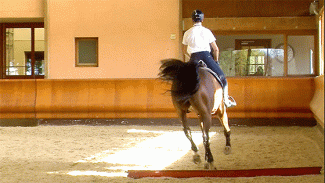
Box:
[182,0,319,18]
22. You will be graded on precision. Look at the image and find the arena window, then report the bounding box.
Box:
[215,34,317,77]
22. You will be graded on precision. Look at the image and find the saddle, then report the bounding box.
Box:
[197,60,224,88]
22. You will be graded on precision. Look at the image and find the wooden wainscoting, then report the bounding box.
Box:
[35,79,174,119]
[0,80,36,118]
[0,77,315,119]
[227,77,315,118]
[310,75,324,128]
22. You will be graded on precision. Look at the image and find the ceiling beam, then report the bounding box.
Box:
[183,17,317,31]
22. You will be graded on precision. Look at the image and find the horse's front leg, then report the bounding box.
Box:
[221,108,231,155]
[224,130,231,155]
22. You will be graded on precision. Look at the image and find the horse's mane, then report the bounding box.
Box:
[159,59,200,102]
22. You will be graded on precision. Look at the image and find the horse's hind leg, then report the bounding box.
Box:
[178,109,201,164]
[199,113,216,169]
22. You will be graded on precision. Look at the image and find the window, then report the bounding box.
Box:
[248,50,267,76]
[1,23,44,79]
[25,52,44,75]
[75,38,98,67]
[235,39,271,76]
[216,34,316,77]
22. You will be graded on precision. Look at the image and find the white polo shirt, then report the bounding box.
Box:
[182,22,216,55]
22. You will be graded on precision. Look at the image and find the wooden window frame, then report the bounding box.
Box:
[0,23,44,79]
[75,37,99,67]
[319,8,324,75]
[235,39,272,50]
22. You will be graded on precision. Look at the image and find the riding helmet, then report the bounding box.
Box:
[191,10,204,22]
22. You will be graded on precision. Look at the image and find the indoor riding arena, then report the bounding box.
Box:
[0,0,324,183]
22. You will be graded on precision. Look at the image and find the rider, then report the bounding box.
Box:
[182,9,236,108]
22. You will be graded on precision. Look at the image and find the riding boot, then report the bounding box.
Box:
[223,84,236,108]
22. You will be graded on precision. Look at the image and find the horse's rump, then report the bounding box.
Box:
[159,59,200,103]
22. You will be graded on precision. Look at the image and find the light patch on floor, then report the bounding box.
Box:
[66,129,216,177]
[67,171,127,177]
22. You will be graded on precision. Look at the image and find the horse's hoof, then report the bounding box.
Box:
[204,162,217,170]
[224,146,231,155]
[204,163,209,169]
[193,154,201,164]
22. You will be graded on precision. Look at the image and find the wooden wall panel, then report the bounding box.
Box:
[0,24,3,79]
[34,79,174,119]
[36,79,117,118]
[147,80,173,112]
[0,78,315,119]
[183,0,314,18]
[115,80,148,112]
[227,77,315,118]
[87,80,116,113]
[0,80,36,118]
[310,75,324,128]
[183,17,317,31]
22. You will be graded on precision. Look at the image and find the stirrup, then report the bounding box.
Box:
[211,108,218,115]
[224,96,236,108]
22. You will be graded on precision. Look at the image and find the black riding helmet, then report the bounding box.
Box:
[191,10,204,22]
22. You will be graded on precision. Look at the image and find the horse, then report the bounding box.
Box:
[159,58,231,169]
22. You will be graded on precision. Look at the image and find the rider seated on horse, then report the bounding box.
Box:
[182,9,236,108]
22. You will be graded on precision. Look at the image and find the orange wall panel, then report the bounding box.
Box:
[0,0,44,19]
[46,0,180,79]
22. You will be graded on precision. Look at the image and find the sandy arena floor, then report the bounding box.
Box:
[0,125,324,182]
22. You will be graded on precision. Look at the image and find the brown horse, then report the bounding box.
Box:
[159,59,231,169]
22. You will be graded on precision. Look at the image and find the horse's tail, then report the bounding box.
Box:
[159,59,200,102]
